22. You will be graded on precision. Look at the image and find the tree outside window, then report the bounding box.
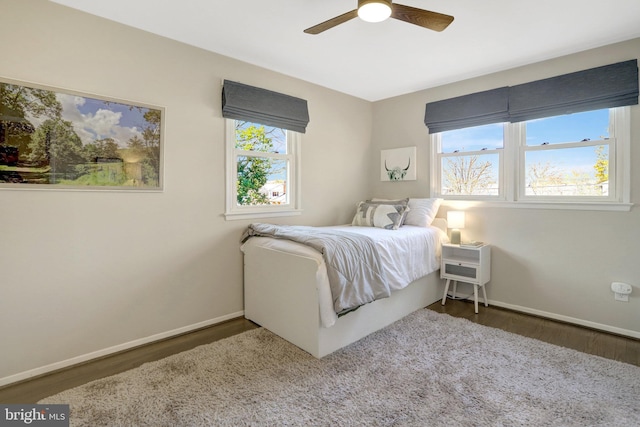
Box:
[233,121,289,206]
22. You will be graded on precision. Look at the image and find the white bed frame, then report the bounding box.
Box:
[243,219,447,358]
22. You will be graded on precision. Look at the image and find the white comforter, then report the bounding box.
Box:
[240,224,447,328]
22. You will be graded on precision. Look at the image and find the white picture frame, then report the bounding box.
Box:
[0,77,164,191]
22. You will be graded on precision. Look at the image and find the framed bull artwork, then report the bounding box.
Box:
[380,146,416,181]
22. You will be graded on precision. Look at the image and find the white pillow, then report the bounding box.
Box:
[352,201,409,230]
[370,198,442,227]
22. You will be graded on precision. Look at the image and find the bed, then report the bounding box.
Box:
[241,198,447,358]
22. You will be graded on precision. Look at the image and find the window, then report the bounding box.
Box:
[521,109,612,199]
[434,122,504,198]
[225,119,301,220]
[430,107,631,210]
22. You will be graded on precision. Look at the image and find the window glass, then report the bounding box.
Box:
[234,121,289,207]
[441,123,504,153]
[236,156,288,206]
[524,145,609,196]
[525,109,609,146]
[441,153,500,196]
[235,121,287,154]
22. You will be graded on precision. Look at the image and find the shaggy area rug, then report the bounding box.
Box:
[41,309,640,426]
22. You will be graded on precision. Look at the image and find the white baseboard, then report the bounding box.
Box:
[3,301,637,388]
[487,300,640,339]
[0,311,244,388]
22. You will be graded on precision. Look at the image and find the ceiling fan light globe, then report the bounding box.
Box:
[358,2,392,23]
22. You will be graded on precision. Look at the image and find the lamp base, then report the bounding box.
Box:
[450,229,461,244]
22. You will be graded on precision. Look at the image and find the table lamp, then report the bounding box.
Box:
[447,210,465,244]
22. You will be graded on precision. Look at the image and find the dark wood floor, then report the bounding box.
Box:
[0,318,259,404]
[429,299,640,366]
[1,300,638,404]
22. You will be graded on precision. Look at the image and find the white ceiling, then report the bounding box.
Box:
[50,0,640,101]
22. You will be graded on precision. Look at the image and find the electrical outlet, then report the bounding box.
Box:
[614,293,629,302]
[611,282,632,302]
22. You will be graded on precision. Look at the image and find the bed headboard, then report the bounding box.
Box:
[432,217,447,233]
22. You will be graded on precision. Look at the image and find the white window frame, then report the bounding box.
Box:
[430,124,506,202]
[430,107,632,211]
[224,119,302,220]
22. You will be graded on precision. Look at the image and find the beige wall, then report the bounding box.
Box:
[371,38,640,337]
[0,0,373,383]
[2,0,638,386]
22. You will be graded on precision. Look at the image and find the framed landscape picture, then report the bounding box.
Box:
[0,78,163,190]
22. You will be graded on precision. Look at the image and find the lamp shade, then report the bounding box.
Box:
[358,0,392,22]
[447,211,465,229]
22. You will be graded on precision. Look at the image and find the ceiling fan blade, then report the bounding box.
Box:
[391,4,454,32]
[304,9,358,34]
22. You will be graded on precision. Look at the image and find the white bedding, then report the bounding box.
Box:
[241,224,448,328]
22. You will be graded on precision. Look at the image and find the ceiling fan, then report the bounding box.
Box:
[304,0,454,35]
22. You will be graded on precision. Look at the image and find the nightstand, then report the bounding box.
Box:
[440,243,491,313]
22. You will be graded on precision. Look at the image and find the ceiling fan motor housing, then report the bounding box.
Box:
[358,0,393,22]
[358,0,392,7]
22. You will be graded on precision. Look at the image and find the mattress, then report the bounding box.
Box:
[241,224,448,328]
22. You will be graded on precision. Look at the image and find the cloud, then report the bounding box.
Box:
[57,94,143,147]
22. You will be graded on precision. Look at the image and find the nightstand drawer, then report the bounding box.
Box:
[443,262,477,280]
[441,243,491,314]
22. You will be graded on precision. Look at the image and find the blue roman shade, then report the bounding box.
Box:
[424,60,639,133]
[424,87,509,134]
[222,80,310,133]
[509,60,639,122]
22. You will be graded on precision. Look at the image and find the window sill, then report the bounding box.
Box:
[441,199,633,212]
[224,209,303,221]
